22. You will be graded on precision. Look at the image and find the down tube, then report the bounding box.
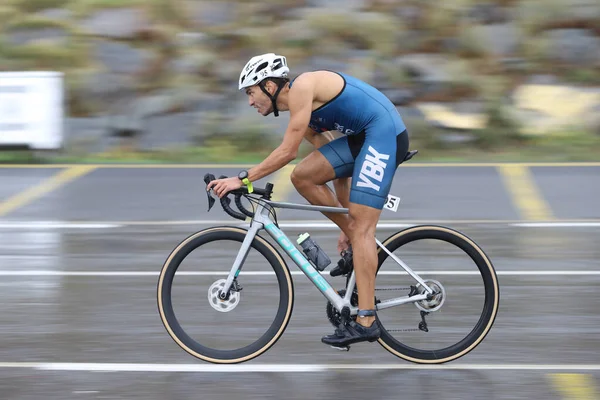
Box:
[264,223,336,297]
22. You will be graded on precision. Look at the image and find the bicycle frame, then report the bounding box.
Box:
[221,198,433,316]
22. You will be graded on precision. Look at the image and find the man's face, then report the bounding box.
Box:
[245,84,273,116]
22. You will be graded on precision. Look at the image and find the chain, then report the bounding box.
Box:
[375,287,411,291]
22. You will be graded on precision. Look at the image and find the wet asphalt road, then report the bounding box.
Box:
[0,165,599,400]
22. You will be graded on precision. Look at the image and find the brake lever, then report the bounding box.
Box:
[203,173,216,212]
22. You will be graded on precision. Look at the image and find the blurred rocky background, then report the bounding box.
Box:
[1,0,599,162]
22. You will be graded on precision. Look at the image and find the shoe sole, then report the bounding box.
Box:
[322,333,381,348]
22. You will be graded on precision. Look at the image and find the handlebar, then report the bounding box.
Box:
[203,173,273,221]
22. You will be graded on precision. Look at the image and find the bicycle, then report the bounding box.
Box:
[157,153,500,364]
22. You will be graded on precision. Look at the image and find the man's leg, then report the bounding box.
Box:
[290,149,353,237]
[345,202,381,328]
[292,148,383,342]
[320,199,383,347]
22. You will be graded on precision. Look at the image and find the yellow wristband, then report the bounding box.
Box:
[242,177,253,193]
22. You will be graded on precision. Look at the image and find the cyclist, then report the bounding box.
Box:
[207,53,409,348]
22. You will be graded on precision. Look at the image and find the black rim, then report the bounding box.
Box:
[377,226,499,361]
[158,228,293,362]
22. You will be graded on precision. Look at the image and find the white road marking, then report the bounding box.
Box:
[0,222,122,229]
[514,222,600,227]
[1,220,600,229]
[0,362,598,372]
[0,270,598,277]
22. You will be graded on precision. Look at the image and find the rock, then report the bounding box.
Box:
[438,131,476,145]
[126,88,209,119]
[345,50,378,82]
[169,55,206,76]
[82,8,151,39]
[397,106,426,120]
[511,83,600,135]
[545,29,600,66]
[73,72,138,115]
[394,54,453,83]
[525,75,560,85]
[36,8,72,21]
[563,0,600,20]
[65,117,111,153]
[93,41,154,75]
[306,0,367,10]
[82,73,136,98]
[6,28,69,46]
[308,56,349,73]
[169,48,216,76]
[415,102,488,130]
[186,1,237,28]
[465,3,509,24]
[394,5,421,26]
[276,19,318,47]
[467,23,520,57]
[500,57,530,72]
[175,32,208,48]
[394,54,456,98]
[441,36,461,53]
[381,89,415,106]
[138,112,198,150]
[213,60,242,85]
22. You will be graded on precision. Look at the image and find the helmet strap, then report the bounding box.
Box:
[259,80,287,117]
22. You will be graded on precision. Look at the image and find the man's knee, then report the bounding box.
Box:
[290,165,308,189]
[347,214,378,240]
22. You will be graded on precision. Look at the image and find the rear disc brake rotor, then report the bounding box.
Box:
[415,279,446,312]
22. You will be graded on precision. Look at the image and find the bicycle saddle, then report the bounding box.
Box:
[403,150,418,162]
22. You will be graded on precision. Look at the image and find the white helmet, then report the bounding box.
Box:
[238,53,289,90]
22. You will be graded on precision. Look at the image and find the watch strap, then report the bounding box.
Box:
[242,177,253,193]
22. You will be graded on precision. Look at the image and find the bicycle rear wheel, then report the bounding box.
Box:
[157,226,294,364]
[375,225,499,363]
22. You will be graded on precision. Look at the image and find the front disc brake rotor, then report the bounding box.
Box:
[208,279,240,312]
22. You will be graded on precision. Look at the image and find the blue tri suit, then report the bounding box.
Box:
[289,71,409,209]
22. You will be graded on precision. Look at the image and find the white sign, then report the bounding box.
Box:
[0,71,64,149]
[384,194,401,212]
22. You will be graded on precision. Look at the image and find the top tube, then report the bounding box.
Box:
[264,200,349,214]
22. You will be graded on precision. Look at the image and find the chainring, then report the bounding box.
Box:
[326,289,359,327]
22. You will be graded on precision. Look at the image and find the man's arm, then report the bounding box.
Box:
[246,77,314,182]
[303,127,351,208]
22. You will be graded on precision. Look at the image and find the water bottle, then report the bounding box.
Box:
[297,233,331,271]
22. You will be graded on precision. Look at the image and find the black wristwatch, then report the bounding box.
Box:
[238,170,253,193]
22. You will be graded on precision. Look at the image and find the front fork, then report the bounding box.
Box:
[219,222,260,300]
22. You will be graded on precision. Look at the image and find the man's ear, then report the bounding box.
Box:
[265,80,277,95]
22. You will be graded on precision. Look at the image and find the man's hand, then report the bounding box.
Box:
[207,177,242,198]
[337,231,351,255]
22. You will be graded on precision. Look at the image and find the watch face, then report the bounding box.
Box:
[238,170,248,180]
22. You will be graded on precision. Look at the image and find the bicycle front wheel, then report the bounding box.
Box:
[157,226,294,364]
[375,225,499,364]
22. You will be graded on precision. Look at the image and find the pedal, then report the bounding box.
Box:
[330,345,351,352]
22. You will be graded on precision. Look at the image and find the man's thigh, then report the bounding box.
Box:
[315,134,357,180]
[350,131,408,210]
[293,146,337,185]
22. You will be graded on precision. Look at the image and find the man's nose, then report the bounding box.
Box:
[248,97,254,106]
